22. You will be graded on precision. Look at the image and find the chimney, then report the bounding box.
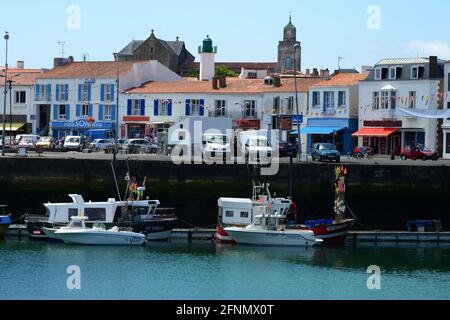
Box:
[199,35,217,81]
[429,56,440,78]
[212,77,219,90]
[323,69,330,78]
[218,76,227,88]
[16,61,24,69]
[305,69,311,76]
[312,68,319,77]
[273,76,281,87]
[53,56,74,67]
[361,66,372,75]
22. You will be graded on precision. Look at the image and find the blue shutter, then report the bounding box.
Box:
[199,99,205,116]
[100,84,105,102]
[88,84,92,101]
[76,104,81,118]
[88,104,93,117]
[111,84,115,102]
[111,105,116,121]
[98,105,104,121]
[168,100,173,116]
[53,104,58,120]
[65,85,69,101]
[46,85,51,101]
[140,99,145,116]
[55,85,60,102]
[65,105,71,120]
[35,84,40,100]
[78,84,82,102]
[127,99,132,116]
[154,99,159,116]
[185,99,191,116]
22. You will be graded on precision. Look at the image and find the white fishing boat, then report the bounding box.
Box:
[225,214,322,247]
[54,217,146,246]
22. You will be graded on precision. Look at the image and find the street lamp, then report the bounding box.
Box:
[113,53,120,163]
[2,31,9,156]
[293,43,303,161]
[1,73,21,147]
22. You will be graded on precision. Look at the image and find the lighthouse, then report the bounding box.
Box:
[199,35,217,81]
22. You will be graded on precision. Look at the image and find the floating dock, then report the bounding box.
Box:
[4,225,450,244]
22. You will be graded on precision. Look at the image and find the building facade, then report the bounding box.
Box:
[356,57,444,155]
[305,72,366,154]
[34,60,182,139]
[0,63,45,135]
[443,61,450,159]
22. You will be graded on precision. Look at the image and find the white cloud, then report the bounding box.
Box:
[406,40,450,59]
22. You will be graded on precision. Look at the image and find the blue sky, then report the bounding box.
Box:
[0,0,449,70]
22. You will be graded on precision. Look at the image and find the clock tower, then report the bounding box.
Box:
[277,14,301,74]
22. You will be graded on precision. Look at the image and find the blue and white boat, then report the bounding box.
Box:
[0,205,11,239]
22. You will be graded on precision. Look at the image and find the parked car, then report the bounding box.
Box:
[400,145,438,161]
[123,139,158,154]
[15,134,40,145]
[63,136,85,152]
[18,138,35,150]
[36,137,55,150]
[90,139,114,152]
[311,143,341,162]
[279,141,298,158]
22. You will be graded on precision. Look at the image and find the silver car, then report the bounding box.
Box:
[123,139,158,154]
[90,139,115,152]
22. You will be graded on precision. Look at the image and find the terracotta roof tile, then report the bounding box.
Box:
[0,69,46,86]
[126,77,322,95]
[312,73,367,88]
[37,61,141,79]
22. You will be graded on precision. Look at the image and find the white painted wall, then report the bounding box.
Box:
[0,85,35,130]
[200,53,215,81]
[443,62,450,159]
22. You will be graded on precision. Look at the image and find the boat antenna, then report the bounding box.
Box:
[111,161,122,201]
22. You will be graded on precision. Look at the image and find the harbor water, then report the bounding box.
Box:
[0,240,449,300]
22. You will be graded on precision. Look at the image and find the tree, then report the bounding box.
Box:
[215,66,238,77]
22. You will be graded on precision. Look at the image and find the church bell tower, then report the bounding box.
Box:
[277,14,301,74]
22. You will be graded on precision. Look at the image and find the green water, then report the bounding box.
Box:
[0,240,449,300]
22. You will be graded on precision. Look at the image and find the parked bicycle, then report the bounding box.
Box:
[347,146,373,160]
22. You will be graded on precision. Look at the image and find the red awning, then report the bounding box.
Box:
[352,127,399,137]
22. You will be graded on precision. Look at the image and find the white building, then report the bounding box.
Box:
[356,57,445,155]
[34,59,181,138]
[443,61,450,159]
[0,62,46,135]
[305,71,366,154]
[121,76,322,151]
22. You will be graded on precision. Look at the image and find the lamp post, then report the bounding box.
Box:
[2,31,9,156]
[293,43,303,161]
[113,53,120,163]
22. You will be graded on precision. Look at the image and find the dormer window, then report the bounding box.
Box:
[411,66,419,79]
[389,67,396,79]
[375,68,382,80]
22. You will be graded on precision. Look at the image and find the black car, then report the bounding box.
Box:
[279,141,298,158]
[311,143,341,162]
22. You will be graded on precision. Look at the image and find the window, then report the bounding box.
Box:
[56,84,67,101]
[381,91,390,109]
[105,84,114,101]
[85,208,106,221]
[287,96,294,114]
[244,100,256,118]
[225,211,234,218]
[338,91,346,107]
[390,91,396,109]
[36,84,51,101]
[448,73,450,91]
[104,105,113,120]
[312,91,320,107]
[247,72,257,79]
[409,91,416,109]
[159,100,169,116]
[375,68,382,80]
[191,99,201,116]
[372,92,380,110]
[411,66,419,79]
[81,104,89,117]
[132,100,141,116]
[323,91,335,112]
[215,100,226,117]
[447,133,450,154]
[15,91,26,104]
[58,105,67,120]
[284,58,292,70]
[389,67,397,80]
[240,212,249,218]
[80,84,90,101]
[273,96,281,114]
[68,208,78,220]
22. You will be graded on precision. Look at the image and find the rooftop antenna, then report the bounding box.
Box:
[82,53,90,62]
[57,41,66,59]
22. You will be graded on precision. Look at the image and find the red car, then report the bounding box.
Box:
[400,145,438,161]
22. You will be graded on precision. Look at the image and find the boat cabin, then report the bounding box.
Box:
[218,198,266,226]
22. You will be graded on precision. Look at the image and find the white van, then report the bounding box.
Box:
[238,130,272,165]
[202,134,231,161]
[63,136,85,152]
[15,134,41,145]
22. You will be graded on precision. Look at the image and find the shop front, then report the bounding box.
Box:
[352,127,401,155]
[51,120,114,139]
[122,116,151,139]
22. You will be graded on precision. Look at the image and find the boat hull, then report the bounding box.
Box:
[215,226,234,244]
[26,217,177,241]
[224,228,322,247]
[294,220,355,246]
[55,231,145,246]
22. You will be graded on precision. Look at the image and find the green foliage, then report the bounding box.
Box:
[215,66,238,77]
